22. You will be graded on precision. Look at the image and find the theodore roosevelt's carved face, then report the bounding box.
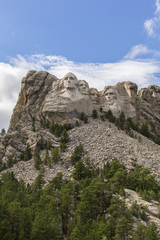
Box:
[62,73,78,90]
[105,88,117,105]
[89,88,99,103]
[78,80,89,95]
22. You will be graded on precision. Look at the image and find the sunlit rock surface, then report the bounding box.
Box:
[1,70,160,177]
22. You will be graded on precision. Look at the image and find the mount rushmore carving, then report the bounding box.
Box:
[5,70,160,139]
[41,72,136,119]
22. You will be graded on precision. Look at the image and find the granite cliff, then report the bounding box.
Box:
[1,70,160,177]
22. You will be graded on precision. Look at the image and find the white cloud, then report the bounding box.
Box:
[124,44,160,59]
[144,0,160,36]
[1,54,160,131]
[124,44,151,59]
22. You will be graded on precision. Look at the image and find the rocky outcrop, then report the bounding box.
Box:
[125,189,160,229]
[138,85,160,135]
[1,70,160,171]
[7,70,160,137]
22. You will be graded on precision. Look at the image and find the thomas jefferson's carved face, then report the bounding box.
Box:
[78,80,89,95]
[89,88,99,103]
[62,73,78,90]
[105,88,117,105]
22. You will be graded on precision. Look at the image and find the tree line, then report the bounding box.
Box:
[0,159,160,240]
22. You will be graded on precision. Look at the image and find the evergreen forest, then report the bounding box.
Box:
[0,159,160,240]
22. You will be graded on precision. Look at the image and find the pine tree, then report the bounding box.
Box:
[34,150,42,170]
[92,109,98,119]
[52,147,60,163]
[60,129,69,144]
[71,144,84,165]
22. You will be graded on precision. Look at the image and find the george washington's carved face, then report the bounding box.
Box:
[62,73,78,90]
[78,80,89,95]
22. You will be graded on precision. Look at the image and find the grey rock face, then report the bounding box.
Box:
[41,72,94,116]
[138,85,160,136]
[8,70,160,137]
[1,70,160,174]
[125,189,160,229]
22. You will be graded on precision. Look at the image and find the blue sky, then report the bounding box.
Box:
[1,0,160,129]
[0,0,156,62]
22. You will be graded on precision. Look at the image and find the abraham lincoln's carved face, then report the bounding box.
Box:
[89,88,99,103]
[104,88,117,105]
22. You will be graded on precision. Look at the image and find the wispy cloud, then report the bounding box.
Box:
[1,54,160,130]
[144,0,160,36]
[124,45,151,59]
[124,44,160,59]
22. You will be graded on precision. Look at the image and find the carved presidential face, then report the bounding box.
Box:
[104,88,117,105]
[89,88,99,104]
[62,73,78,90]
[78,80,89,95]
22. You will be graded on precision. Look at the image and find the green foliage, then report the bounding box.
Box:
[31,212,62,240]
[32,116,36,132]
[108,196,126,218]
[60,129,69,151]
[104,110,116,123]
[138,135,142,143]
[92,109,98,119]
[100,114,105,121]
[0,160,160,239]
[157,211,160,219]
[24,144,32,161]
[75,120,80,127]
[99,106,103,113]
[80,112,88,123]
[114,215,133,240]
[7,156,16,168]
[103,159,160,202]
[60,142,67,152]
[140,123,150,138]
[116,111,126,130]
[83,116,88,123]
[43,149,50,166]
[0,128,6,141]
[33,168,45,192]
[20,143,32,161]
[52,147,60,163]
[131,201,149,221]
[71,144,84,165]
[72,162,92,181]
[0,156,4,171]
[40,118,73,137]
[132,223,160,240]
[103,111,160,145]
[34,149,42,170]
[35,138,52,151]
[60,129,69,144]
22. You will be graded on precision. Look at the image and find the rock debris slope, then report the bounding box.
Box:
[2,118,160,184]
